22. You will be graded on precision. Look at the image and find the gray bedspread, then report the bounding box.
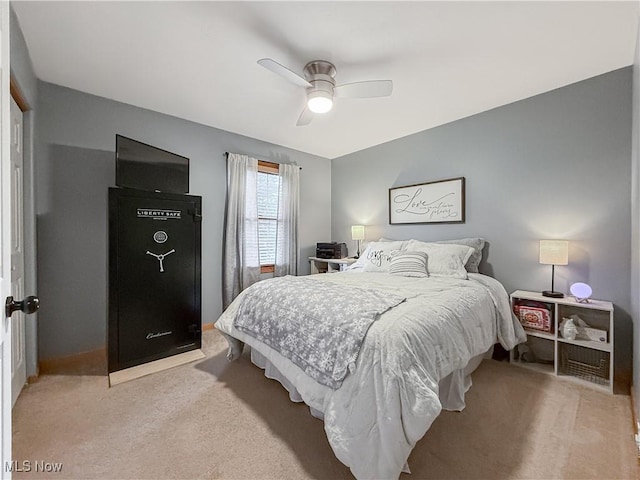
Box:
[233,275,405,388]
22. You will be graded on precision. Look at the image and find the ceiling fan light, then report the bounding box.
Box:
[307,91,333,114]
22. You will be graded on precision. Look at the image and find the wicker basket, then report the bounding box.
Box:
[560,343,609,385]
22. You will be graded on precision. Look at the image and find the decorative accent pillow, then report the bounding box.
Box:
[436,237,485,273]
[405,240,474,279]
[355,241,405,273]
[388,251,428,278]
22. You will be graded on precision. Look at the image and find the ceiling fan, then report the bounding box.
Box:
[257,58,393,126]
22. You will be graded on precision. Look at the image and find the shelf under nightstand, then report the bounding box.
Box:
[308,256,356,274]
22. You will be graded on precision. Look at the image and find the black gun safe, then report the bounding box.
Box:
[108,188,202,373]
[108,136,201,375]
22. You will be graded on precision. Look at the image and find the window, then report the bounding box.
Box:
[257,161,280,273]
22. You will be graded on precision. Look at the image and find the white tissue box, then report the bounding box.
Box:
[577,327,608,343]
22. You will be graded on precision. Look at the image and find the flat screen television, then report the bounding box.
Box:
[116,135,189,194]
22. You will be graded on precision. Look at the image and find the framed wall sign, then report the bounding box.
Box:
[389,177,465,224]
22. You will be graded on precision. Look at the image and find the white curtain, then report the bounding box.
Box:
[223,153,261,309]
[275,162,300,277]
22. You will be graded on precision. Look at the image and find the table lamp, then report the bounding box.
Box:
[351,225,365,258]
[539,239,569,298]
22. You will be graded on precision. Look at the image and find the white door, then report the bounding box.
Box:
[10,97,25,406]
[0,0,13,475]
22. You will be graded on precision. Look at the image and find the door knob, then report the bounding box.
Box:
[5,295,39,318]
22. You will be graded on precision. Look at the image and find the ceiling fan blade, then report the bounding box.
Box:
[258,58,312,88]
[334,80,393,99]
[296,108,313,126]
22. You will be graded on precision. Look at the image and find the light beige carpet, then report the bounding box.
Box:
[12,329,640,479]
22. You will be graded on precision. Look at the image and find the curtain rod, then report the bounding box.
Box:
[225,152,302,170]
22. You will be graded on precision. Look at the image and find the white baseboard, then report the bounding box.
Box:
[109,349,206,387]
[631,385,640,459]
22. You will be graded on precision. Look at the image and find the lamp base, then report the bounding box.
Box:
[542,290,564,298]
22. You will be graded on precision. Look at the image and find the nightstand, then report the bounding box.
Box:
[510,290,614,394]
[308,256,356,274]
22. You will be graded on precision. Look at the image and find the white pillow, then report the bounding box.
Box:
[356,240,405,272]
[436,237,485,273]
[388,251,428,278]
[405,240,474,279]
[378,238,409,250]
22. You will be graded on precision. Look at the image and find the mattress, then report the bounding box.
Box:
[215,272,525,479]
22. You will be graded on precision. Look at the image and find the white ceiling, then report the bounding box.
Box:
[12,1,639,159]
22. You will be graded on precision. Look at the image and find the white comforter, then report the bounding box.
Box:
[215,272,525,479]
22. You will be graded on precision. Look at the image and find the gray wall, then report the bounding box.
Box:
[332,68,633,385]
[632,17,639,418]
[10,8,37,102]
[10,7,39,377]
[36,82,331,360]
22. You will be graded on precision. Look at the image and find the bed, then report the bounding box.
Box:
[215,239,526,479]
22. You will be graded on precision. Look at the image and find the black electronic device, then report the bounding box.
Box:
[316,242,348,259]
[116,134,189,194]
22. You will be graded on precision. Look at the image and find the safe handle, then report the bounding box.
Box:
[5,295,39,318]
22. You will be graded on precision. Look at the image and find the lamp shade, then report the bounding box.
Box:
[351,225,365,241]
[539,240,569,265]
